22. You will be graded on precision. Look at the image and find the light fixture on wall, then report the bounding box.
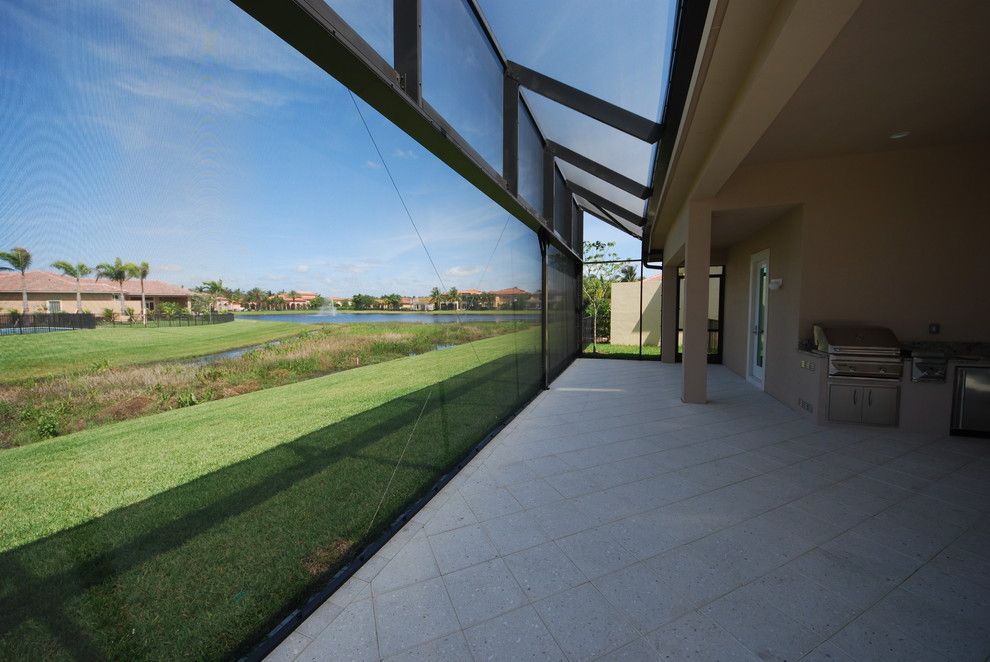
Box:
[889,130,911,140]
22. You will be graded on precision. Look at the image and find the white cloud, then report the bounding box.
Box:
[364,160,382,169]
[444,265,482,278]
[294,264,310,273]
[156,263,183,273]
[392,148,417,159]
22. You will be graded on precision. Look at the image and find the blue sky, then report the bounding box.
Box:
[0,0,670,295]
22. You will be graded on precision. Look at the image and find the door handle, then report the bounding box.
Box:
[853,390,857,405]
[868,390,872,406]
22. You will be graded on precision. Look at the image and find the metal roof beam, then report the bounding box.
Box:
[230,0,581,264]
[567,183,646,227]
[576,200,643,239]
[547,141,651,198]
[506,61,662,143]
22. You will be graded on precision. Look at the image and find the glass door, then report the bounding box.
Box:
[749,252,769,385]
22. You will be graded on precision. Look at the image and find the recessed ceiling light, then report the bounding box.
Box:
[889,131,910,140]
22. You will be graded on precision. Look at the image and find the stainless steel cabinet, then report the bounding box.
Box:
[952,366,990,436]
[828,384,862,423]
[828,382,899,426]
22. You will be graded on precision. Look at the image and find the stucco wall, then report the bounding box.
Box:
[0,293,190,315]
[713,141,990,419]
[722,208,807,410]
[716,141,990,343]
[0,292,120,315]
[610,279,661,347]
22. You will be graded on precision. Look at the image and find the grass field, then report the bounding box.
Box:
[234,308,536,316]
[0,329,541,660]
[0,322,518,448]
[582,343,662,359]
[0,320,315,383]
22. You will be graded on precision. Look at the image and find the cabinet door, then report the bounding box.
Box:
[828,384,863,423]
[863,386,899,426]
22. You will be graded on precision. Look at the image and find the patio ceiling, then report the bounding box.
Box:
[233,0,710,247]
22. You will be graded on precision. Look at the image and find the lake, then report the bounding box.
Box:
[237,312,539,324]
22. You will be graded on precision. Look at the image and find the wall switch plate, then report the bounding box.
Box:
[928,323,940,334]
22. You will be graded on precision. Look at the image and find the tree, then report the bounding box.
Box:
[245,287,265,310]
[128,261,150,325]
[351,293,376,310]
[51,260,92,313]
[159,301,179,319]
[429,287,443,311]
[382,293,402,310]
[195,279,226,312]
[0,247,33,315]
[446,287,459,310]
[287,290,299,309]
[582,241,623,351]
[619,264,638,282]
[95,257,137,318]
[309,294,326,310]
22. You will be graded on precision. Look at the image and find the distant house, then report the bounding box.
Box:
[214,296,244,312]
[0,271,193,315]
[406,296,434,311]
[280,291,318,310]
[489,286,531,310]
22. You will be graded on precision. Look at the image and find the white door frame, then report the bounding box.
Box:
[747,250,770,389]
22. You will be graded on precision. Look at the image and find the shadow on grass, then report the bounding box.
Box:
[0,352,541,660]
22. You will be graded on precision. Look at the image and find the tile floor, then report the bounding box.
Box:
[267,359,990,661]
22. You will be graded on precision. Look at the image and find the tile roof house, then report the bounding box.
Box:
[0,271,193,315]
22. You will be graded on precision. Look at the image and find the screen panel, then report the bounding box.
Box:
[422,0,503,173]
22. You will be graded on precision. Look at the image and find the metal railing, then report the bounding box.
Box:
[101,311,236,327]
[0,312,97,333]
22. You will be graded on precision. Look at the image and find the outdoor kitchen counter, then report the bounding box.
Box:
[796,345,982,434]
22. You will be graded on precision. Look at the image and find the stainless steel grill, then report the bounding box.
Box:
[814,325,904,380]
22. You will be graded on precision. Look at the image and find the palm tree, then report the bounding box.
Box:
[197,279,226,312]
[129,262,150,325]
[95,258,137,319]
[429,286,443,311]
[51,261,92,313]
[0,247,32,314]
[288,290,299,310]
[446,287,459,311]
[619,265,638,282]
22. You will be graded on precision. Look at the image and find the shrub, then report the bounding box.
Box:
[176,391,198,408]
[159,302,179,319]
[90,358,112,374]
[101,308,116,323]
[0,399,14,422]
[34,404,66,439]
[125,306,136,321]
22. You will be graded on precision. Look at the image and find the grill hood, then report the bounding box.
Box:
[813,325,901,356]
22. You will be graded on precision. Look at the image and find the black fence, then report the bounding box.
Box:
[0,312,97,333]
[101,311,236,327]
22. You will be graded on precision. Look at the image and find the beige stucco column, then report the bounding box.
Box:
[660,263,679,364]
[682,203,712,403]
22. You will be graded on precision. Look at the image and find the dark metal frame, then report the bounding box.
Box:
[642,0,712,263]
[674,267,726,364]
[225,0,707,657]
[505,61,662,142]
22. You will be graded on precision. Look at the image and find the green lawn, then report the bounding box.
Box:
[0,320,316,382]
[0,329,541,659]
[582,343,662,359]
[235,309,536,316]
